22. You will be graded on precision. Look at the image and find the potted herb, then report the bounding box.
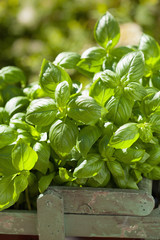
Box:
[0,11,160,239]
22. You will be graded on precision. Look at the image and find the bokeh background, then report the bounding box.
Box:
[1,0,160,83]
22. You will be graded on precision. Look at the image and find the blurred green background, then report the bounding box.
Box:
[0,0,160,83]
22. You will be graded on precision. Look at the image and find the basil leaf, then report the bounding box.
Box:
[12,139,38,171]
[54,52,80,69]
[150,111,160,133]
[87,162,110,187]
[107,160,125,178]
[73,153,103,178]
[0,176,15,209]
[67,95,101,125]
[0,66,26,88]
[124,82,147,101]
[71,80,82,98]
[98,135,114,159]
[59,167,75,183]
[26,98,58,126]
[111,46,134,60]
[76,58,102,73]
[151,71,160,90]
[14,172,29,195]
[144,166,160,180]
[139,34,160,62]
[105,95,133,126]
[109,123,139,149]
[0,125,17,149]
[38,173,55,193]
[0,145,17,176]
[94,11,120,49]
[39,59,72,97]
[33,142,50,174]
[100,69,119,88]
[81,47,106,60]
[116,51,145,83]
[114,148,145,164]
[55,81,70,108]
[141,91,160,116]
[138,123,153,143]
[2,85,24,104]
[89,78,114,106]
[23,83,46,100]
[0,107,9,124]
[49,119,78,157]
[146,147,160,166]
[5,96,29,117]
[77,126,102,157]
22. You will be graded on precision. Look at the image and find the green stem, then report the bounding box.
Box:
[25,187,31,210]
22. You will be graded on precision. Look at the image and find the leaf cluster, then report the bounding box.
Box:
[1,11,160,211]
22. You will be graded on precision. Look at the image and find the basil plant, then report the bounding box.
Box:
[1,11,160,211]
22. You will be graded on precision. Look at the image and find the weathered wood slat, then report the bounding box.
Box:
[47,179,154,216]
[65,208,160,239]
[0,208,160,239]
[0,210,37,235]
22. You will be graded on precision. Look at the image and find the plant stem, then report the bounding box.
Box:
[25,187,32,210]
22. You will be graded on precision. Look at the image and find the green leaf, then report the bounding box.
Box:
[116,51,145,83]
[105,95,133,126]
[33,142,50,175]
[59,168,75,183]
[14,172,29,195]
[67,95,101,125]
[109,123,139,149]
[146,147,160,166]
[55,81,70,108]
[139,34,160,62]
[76,47,106,73]
[0,66,26,88]
[144,166,160,180]
[107,160,125,178]
[138,123,153,143]
[89,78,114,106]
[151,71,160,90]
[39,59,72,97]
[23,83,46,100]
[94,11,120,49]
[73,153,103,178]
[0,176,15,209]
[124,82,147,101]
[54,52,80,69]
[0,107,9,124]
[77,126,102,157]
[150,110,160,133]
[114,148,145,164]
[2,85,24,105]
[26,98,58,126]
[12,139,38,171]
[100,69,119,88]
[0,145,17,176]
[5,96,29,117]
[98,135,114,159]
[87,162,110,187]
[111,46,134,60]
[38,173,55,193]
[141,91,160,116]
[0,125,17,149]
[81,47,106,60]
[70,80,82,98]
[49,118,78,157]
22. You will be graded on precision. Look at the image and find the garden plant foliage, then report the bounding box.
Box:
[1,11,160,210]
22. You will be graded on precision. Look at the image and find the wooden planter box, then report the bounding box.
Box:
[0,178,160,240]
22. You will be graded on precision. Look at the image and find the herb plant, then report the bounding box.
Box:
[1,11,160,211]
